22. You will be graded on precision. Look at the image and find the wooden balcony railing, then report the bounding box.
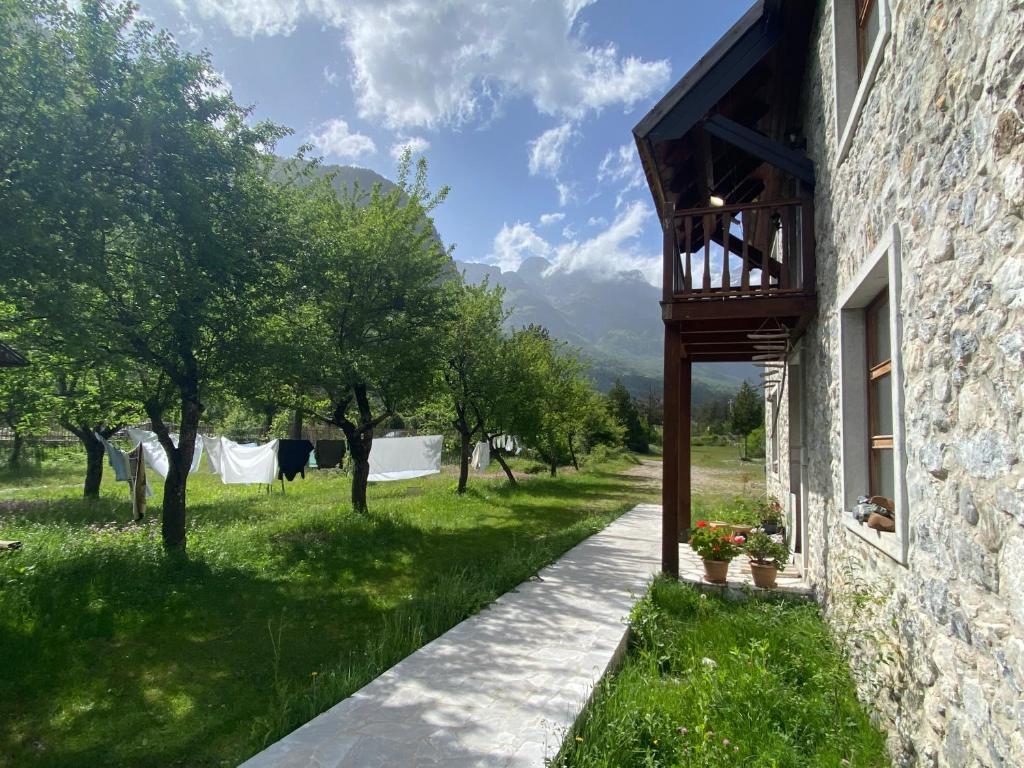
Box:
[663,198,814,301]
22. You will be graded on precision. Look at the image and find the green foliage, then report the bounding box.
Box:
[729,380,764,437]
[745,424,766,458]
[607,380,649,453]
[555,579,889,768]
[0,453,657,767]
[688,522,744,562]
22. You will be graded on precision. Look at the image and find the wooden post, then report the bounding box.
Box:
[680,357,692,535]
[662,324,681,577]
[129,444,146,522]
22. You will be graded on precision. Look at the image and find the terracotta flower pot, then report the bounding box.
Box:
[750,561,778,589]
[702,558,730,584]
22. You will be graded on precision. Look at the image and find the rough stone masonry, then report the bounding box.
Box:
[767,1,1024,766]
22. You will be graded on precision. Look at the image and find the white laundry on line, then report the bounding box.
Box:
[368,435,443,482]
[95,432,130,482]
[471,441,490,471]
[217,438,279,485]
[127,427,204,479]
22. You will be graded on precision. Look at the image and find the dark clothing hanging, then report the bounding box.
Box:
[277,439,314,481]
[315,439,346,469]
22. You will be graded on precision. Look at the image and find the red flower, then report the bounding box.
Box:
[696,520,707,528]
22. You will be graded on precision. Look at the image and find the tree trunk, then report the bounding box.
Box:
[346,429,372,514]
[83,437,105,499]
[339,384,377,515]
[289,409,303,440]
[568,437,580,471]
[7,432,23,469]
[549,462,557,477]
[457,428,471,494]
[491,444,517,487]
[151,393,202,552]
[261,406,276,437]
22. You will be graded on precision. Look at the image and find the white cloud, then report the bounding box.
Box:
[556,181,575,207]
[323,65,340,86]
[487,221,553,272]
[390,136,431,160]
[308,118,377,159]
[174,1,671,130]
[587,216,608,227]
[598,141,646,207]
[548,201,660,284]
[487,202,660,284]
[528,122,575,177]
[538,212,566,226]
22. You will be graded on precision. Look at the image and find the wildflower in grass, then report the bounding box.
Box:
[677,726,688,734]
[722,738,730,746]
[575,736,583,742]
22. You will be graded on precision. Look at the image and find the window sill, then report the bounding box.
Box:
[842,514,907,565]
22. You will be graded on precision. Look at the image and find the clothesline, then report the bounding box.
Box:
[96,430,445,493]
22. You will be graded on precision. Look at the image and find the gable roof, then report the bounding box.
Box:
[632,0,813,216]
[0,341,29,367]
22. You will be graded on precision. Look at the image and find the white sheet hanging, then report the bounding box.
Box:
[368,435,443,482]
[471,441,490,471]
[218,438,279,485]
[127,428,204,479]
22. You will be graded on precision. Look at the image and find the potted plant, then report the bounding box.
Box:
[743,530,788,589]
[689,521,744,583]
[757,497,784,535]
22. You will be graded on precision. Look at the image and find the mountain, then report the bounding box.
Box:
[458,258,756,403]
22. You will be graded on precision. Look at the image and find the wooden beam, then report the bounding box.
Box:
[662,324,681,577]
[703,113,815,187]
[663,295,816,322]
[680,357,692,536]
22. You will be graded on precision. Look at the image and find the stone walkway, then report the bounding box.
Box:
[240,503,662,768]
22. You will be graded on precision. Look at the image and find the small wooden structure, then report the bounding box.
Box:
[0,341,28,367]
[633,0,817,576]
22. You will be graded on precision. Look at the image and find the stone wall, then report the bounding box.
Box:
[768,0,1024,765]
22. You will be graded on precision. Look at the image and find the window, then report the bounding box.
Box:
[865,288,895,504]
[856,0,881,77]
[832,0,892,162]
[838,225,907,564]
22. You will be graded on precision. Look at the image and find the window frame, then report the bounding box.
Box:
[838,224,907,564]
[855,0,878,77]
[832,0,892,163]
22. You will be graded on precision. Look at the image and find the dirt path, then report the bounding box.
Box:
[619,459,761,498]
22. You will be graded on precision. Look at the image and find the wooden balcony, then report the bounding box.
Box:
[661,198,817,362]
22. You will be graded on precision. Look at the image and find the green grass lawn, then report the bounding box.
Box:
[0,454,657,768]
[555,578,889,768]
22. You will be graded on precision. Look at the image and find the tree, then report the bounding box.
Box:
[1,1,293,549]
[730,381,764,437]
[436,279,508,494]
[607,379,649,453]
[53,358,142,498]
[272,153,452,513]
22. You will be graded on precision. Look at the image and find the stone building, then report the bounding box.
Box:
[633,1,1023,765]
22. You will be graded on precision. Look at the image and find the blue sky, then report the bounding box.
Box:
[136,0,753,285]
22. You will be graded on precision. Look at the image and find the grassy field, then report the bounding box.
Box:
[555,578,889,768]
[0,452,657,768]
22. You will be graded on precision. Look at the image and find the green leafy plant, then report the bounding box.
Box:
[743,530,788,571]
[688,521,744,562]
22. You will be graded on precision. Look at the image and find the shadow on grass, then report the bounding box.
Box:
[0,464,657,768]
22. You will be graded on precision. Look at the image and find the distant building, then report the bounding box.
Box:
[0,341,28,367]
[635,0,1022,764]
